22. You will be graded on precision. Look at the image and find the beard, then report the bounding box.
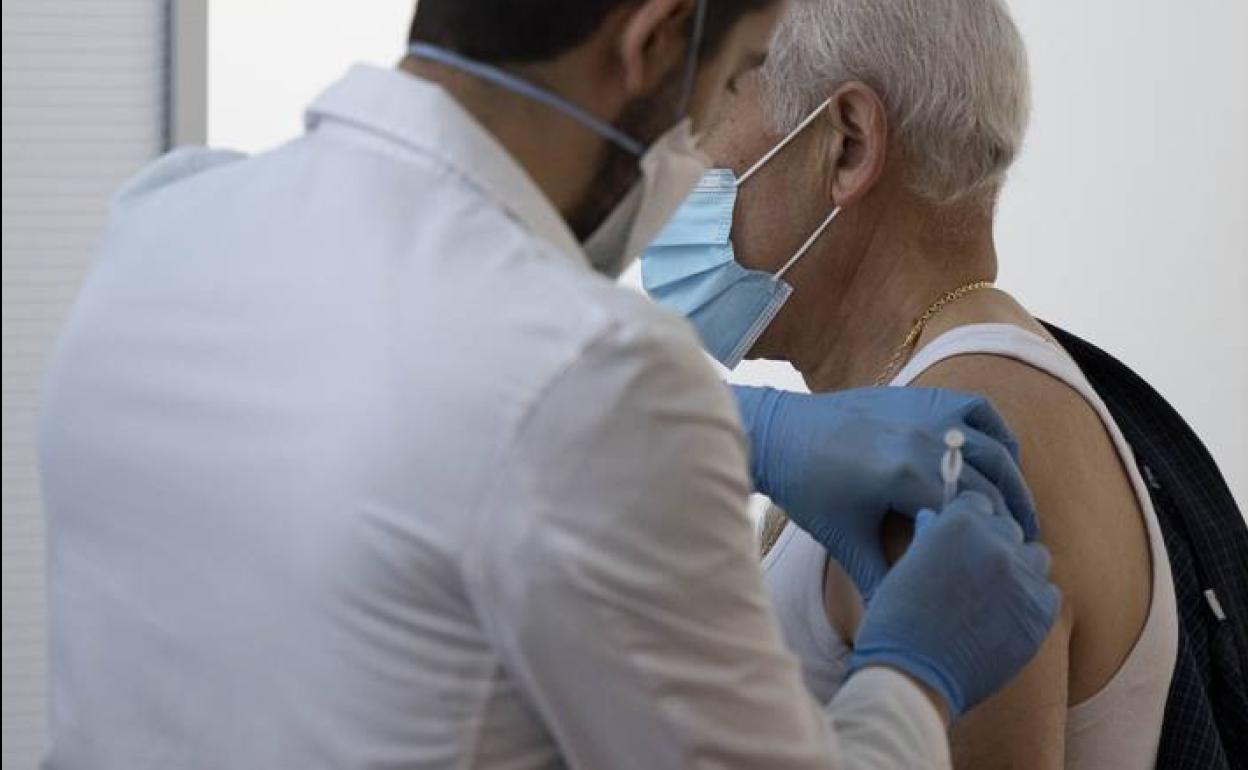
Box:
[565,69,686,242]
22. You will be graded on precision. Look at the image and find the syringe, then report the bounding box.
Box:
[941,429,965,507]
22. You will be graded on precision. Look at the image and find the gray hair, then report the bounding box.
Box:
[762,0,1031,204]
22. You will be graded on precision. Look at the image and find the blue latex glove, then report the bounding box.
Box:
[848,491,1061,718]
[732,385,1036,596]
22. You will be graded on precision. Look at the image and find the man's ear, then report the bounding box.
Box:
[616,0,697,96]
[820,82,889,206]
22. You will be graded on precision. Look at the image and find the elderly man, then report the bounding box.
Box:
[642,0,1179,768]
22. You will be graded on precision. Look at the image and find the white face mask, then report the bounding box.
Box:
[408,0,709,276]
[582,119,710,277]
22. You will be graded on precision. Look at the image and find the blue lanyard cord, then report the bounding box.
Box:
[407,42,646,156]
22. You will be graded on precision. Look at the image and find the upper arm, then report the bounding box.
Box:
[947,603,1073,768]
[907,352,1151,769]
[464,318,843,769]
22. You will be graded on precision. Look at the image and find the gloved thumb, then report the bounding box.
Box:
[856,551,893,602]
[914,508,937,536]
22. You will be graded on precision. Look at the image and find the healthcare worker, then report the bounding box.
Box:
[38,1,1059,768]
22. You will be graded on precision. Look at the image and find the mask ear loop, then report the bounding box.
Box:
[731,96,839,282]
[736,97,833,187]
[774,206,841,281]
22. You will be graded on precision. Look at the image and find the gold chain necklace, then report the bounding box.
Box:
[872,280,995,386]
[759,279,996,558]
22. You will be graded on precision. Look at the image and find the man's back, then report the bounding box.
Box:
[38,66,754,768]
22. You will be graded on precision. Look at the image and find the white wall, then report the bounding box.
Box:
[208,0,414,151]
[2,2,171,767]
[208,1,1247,510]
[996,2,1248,509]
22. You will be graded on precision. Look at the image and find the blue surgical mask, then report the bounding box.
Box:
[641,98,840,369]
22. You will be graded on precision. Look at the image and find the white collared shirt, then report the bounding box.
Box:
[39,65,949,769]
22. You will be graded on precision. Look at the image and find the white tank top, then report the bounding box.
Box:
[762,323,1179,769]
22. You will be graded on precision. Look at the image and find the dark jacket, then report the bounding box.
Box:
[1043,322,1248,769]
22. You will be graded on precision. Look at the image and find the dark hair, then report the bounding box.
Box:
[408,0,774,64]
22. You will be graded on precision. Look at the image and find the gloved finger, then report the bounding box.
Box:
[917,491,1008,546]
[883,427,1019,526]
[1015,541,1053,578]
[914,508,937,534]
[959,428,1039,539]
[955,393,1022,463]
[951,464,1012,521]
[960,425,1030,506]
[846,548,890,602]
[884,424,976,518]
[979,507,1026,544]
[944,490,995,518]
[1027,582,1064,638]
[880,450,945,521]
[1040,583,1063,624]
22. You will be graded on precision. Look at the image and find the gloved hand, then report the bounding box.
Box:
[731,385,1036,597]
[849,491,1061,719]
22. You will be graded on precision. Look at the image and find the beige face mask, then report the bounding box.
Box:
[583,118,710,277]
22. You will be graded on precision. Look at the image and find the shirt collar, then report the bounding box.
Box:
[305,65,587,266]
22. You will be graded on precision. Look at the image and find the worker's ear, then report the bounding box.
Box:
[819,82,889,207]
[615,0,698,97]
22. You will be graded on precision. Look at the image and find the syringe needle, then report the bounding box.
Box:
[942,429,965,507]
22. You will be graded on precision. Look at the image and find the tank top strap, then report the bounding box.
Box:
[890,323,1093,399]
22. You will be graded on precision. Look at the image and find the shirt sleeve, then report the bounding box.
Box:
[462,313,950,770]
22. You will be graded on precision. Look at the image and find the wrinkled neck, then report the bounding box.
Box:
[789,206,999,392]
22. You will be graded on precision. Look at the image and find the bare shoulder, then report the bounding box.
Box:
[910,350,1131,550]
